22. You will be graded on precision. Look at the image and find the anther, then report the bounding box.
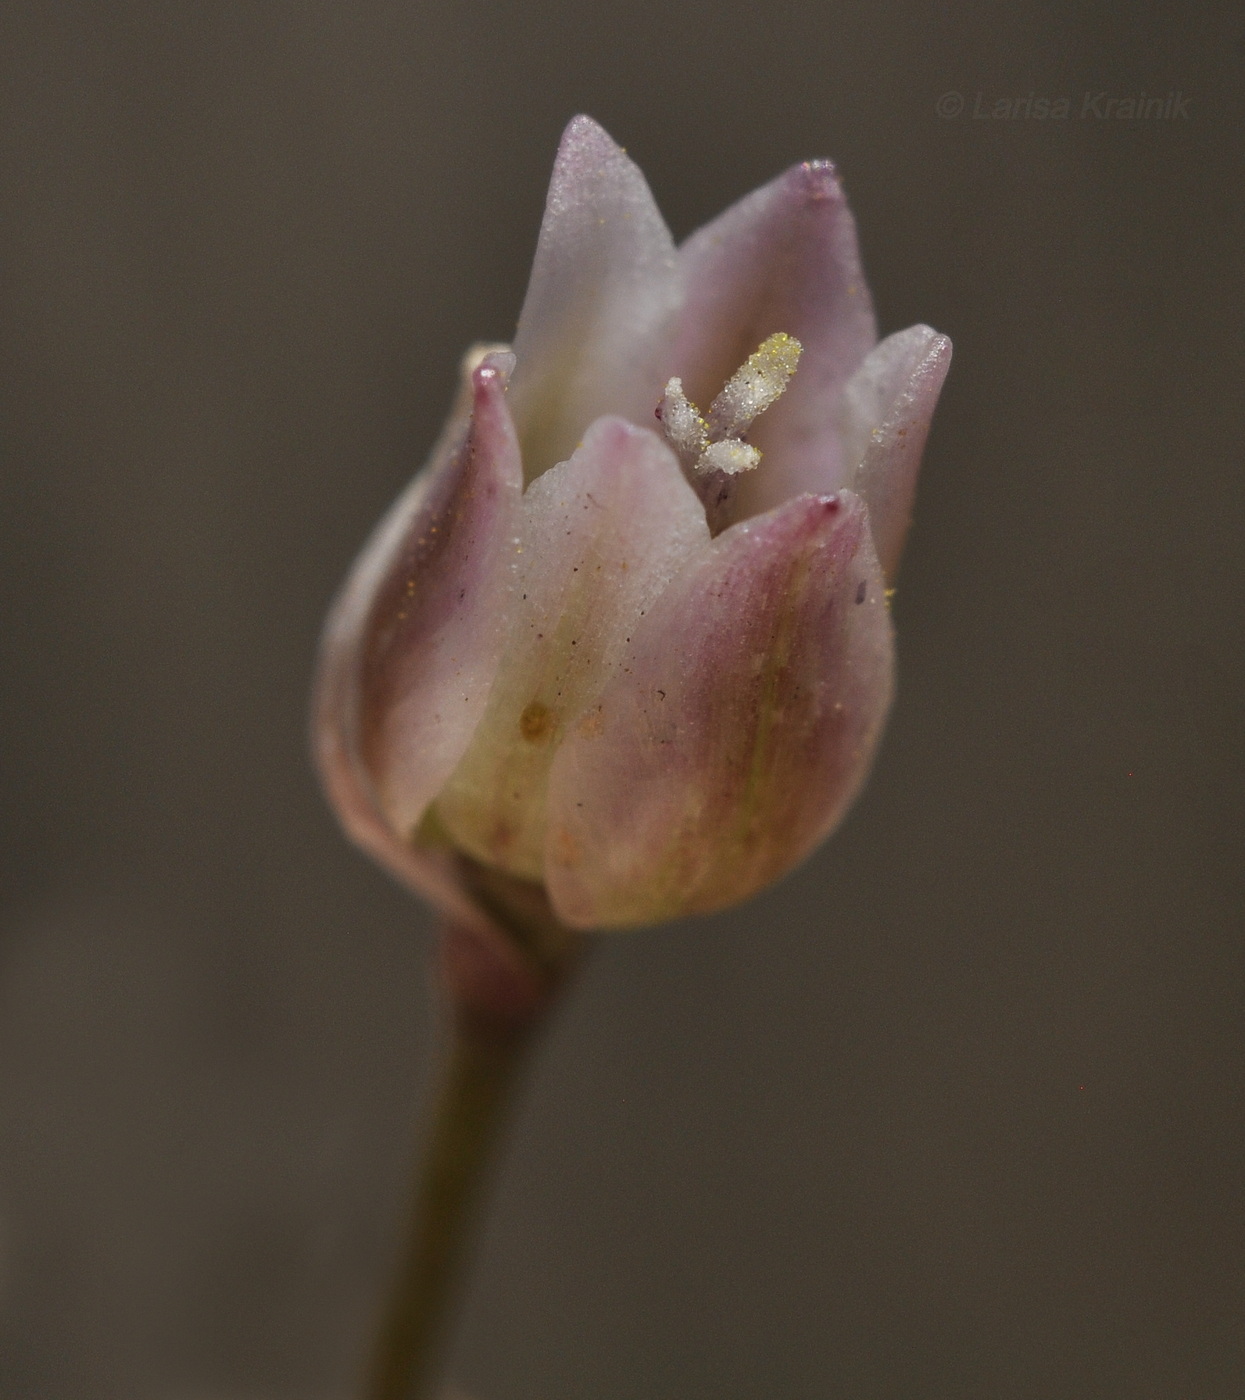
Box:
[706,333,802,443]
[656,332,803,536]
[656,378,709,460]
[656,333,802,479]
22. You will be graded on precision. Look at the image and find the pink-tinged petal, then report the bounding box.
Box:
[312,351,523,932]
[842,325,952,580]
[671,161,878,521]
[508,116,681,484]
[433,416,709,881]
[545,489,893,929]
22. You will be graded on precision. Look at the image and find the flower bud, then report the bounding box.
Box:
[313,116,951,935]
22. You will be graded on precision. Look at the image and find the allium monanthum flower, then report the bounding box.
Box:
[314,116,950,936]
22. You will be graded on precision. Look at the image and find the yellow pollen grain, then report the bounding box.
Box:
[519,700,555,742]
[747,331,802,381]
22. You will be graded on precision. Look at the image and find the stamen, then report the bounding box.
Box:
[657,378,709,460]
[655,332,802,536]
[706,332,803,442]
[698,439,761,475]
[656,333,802,479]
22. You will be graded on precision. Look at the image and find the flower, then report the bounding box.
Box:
[314,115,950,936]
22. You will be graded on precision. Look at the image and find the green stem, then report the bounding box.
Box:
[366,868,583,1400]
[365,1012,538,1400]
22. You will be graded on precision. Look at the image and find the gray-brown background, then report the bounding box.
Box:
[2,2,1243,1397]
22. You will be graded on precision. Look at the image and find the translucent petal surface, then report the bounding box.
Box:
[671,161,878,522]
[842,325,952,579]
[509,116,681,485]
[313,352,522,926]
[434,416,709,881]
[546,489,893,928]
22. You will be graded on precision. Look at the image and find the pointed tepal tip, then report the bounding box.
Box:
[546,115,642,217]
[794,157,845,204]
[472,348,516,392]
[558,113,622,162]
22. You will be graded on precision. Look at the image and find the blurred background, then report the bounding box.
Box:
[2,1,1243,1396]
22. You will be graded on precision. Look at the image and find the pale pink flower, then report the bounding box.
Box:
[314,116,950,935]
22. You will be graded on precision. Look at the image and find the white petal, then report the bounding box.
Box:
[433,416,709,880]
[842,325,952,579]
[508,116,681,484]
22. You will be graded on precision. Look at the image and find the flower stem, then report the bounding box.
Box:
[366,876,583,1400]
[365,1012,538,1400]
